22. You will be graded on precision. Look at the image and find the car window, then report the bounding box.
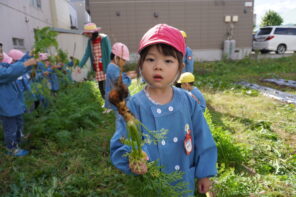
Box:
[274,28,289,35]
[258,28,272,35]
[288,28,296,35]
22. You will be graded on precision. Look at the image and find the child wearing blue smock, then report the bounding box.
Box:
[0,48,37,156]
[14,52,36,110]
[44,60,59,94]
[180,31,194,73]
[104,42,131,112]
[30,61,48,109]
[110,24,217,196]
[178,72,206,112]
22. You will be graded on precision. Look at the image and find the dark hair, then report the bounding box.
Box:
[175,83,182,88]
[110,52,115,60]
[0,43,2,47]
[137,43,183,80]
[91,32,99,40]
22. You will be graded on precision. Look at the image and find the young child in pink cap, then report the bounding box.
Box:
[104,42,131,113]
[110,24,217,195]
[0,44,38,156]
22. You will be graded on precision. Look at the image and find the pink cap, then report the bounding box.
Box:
[82,22,101,34]
[138,24,186,56]
[2,52,13,64]
[112,42,130,61]
[39,53,49,61]
[8,49,25,61]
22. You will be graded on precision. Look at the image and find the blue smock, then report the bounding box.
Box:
[0,62,31,117]
[46,65,59,91]
[29,62,47,101]
[182,46,194,73]
[110,87,217,195]
[104,63,131,110]
[16,73,31,93]
[189,87,206,112]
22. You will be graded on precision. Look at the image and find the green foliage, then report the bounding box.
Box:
[33,27,58,56]
[260,10,283,27]
[57,49,69,64]
[124,63,137,72]
[204,109,249,169]
[126,162,191,197]
[129,79,145,96]
[121,114,190,195]
[23,82,102,149]
[1,55,295,196]
[212,164,256,196]
[196,55,296,92]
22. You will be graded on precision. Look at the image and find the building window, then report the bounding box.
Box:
[12,38,25,50]
[32,0,42,9]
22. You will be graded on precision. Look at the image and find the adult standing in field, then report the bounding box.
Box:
[78,22,112,99]
[180,30,194,73]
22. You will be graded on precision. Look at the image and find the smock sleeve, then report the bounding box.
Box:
[191,100,217,178]
[0,62,28,84]
[110,113,133,174]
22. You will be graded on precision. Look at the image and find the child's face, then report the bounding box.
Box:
[0,47,3,62]
[116,57,126,67]
[84,33,92,38]
[181,82,191,91]
[141,45,179,89]
[0,52,3,62]
[45,60,50,66]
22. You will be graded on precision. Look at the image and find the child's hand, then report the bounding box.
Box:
[43,71,49,76]
[127,70,137,79]
[129,151,149,175]
[197,177,212,194]
[23,58,38,67]
[77,67,81,73]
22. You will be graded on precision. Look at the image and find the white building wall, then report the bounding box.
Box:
[55,32,91,81]
[0,0,52,52]
[50,0,73,29]
[70,0,91,30]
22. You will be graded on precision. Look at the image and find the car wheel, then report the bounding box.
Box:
[276,44,286,54]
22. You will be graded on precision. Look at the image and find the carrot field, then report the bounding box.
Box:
[0,55,295,197]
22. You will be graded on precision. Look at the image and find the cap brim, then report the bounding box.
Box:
[138,40,175,53]
[82,27,101,34]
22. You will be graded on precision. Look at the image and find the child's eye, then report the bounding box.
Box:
[165,59,174,64]
[145,58,154,62]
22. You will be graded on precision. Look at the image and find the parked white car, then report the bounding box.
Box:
[253,26,296,54]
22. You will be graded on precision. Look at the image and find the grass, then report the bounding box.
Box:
[196,55,296,196]
[0,55,296,196]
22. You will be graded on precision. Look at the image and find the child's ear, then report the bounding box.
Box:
[182,62,185,69]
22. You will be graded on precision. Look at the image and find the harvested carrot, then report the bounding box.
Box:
[109,71,147,174]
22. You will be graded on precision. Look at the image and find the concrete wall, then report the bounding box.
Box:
[50,0,73,29]
[0,0,88,59]
[55,32,91,81]
[89,0,254,61]
[0,0,52,52]
[70,0,91,30]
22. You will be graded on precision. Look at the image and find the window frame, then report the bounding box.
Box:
[12,37,25,50]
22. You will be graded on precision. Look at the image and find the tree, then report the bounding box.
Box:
[260,10,283,27]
